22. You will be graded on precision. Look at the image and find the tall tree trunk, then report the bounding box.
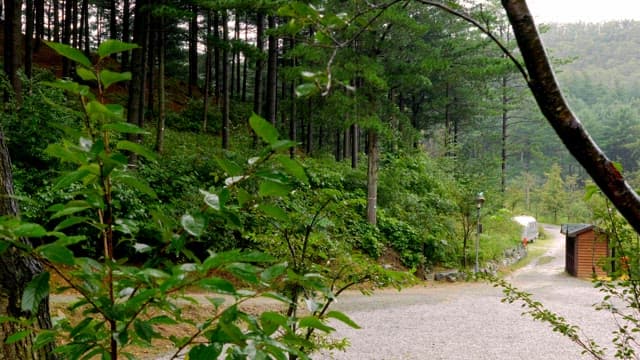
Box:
[502,0,640,234]
[289,36,297,158]
[155,14,166,153]
[334,130,342,161]
[109,0,118,42]
[25,0,35,80]
[71,0,78,47]
[213,11,220,103]
[4,0,23,104]
[81,0,89,55]
[265,15,278,125]
[203,10,212,132]
[366,130,379,225]
[62,0,73,77]
[252,11,265,146]
[53,0,60,42]
[0,131,56,360]
[306,99,313,154]
[188,4,198,97]
[234,10,241,97]
[221,10,230,149]
[121,0,130,69]
[126,0,150,163]
[35,0,44,49]
[146,28,155,120]
[351,124,358,168]
[241,13,249,102]
[501,74,508,194]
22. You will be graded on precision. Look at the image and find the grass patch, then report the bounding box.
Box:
[499,232,556,274]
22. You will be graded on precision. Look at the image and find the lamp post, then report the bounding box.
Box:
[474,192,485,274]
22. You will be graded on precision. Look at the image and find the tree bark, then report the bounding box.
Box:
[367,130,379,225]
[502,0,640,235]
[4,0,23,104]
[25,0,35,80]
[266,15,278,125]
[109,0,118,42]
[188,4,198,97]
[126,0,150,163]
[53,0,60,42]
[62,0,73,77]
[35,0,44,47]
[121,0,131,69]
[253,11,265,117]
[0,131,55,360]
[155,13,166,153]
[203,10,212,132]
[81,0,89,56]
[221,10,230,149]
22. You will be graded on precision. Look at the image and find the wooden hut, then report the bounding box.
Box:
[561,224,609,278]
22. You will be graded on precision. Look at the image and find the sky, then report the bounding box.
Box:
[526,0,640,23]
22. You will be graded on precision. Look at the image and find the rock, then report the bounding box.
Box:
[435,270,459,282]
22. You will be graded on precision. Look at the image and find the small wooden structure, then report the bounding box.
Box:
[561,224,609,278]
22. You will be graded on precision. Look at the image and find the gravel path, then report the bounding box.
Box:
[315,224,616,360]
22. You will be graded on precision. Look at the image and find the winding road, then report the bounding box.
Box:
[316,224,617,359]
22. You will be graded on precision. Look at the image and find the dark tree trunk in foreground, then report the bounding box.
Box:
[4,0,23,103]
[502,0,640,234]
[0,132,55,360]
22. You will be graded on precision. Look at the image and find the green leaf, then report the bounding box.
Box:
[54,217,90,231]
[270,140,298,151]
[326,311,360,329]
[97,39,139,59]
[260,312,288,336]
[50,204,91,220]
[38,245,75,265]
[295,82,318,97]
[181,214,205,237]
[584,184,600,201]
[259,180,292,197]
[45,41,92,68]
[45,143,87,165]
[189,344,223,360]
[5,330,32,344]
[277,156,308,183]
[197,277,236,294]
[102,122,149,135]
[257,204,289,222]
[199,190,220,210]
[225,263,259,284]
[115,174,157,198]
[76,67,97,81]
[249,113,279,144]
[13,223,47,238]
[21,272,50,313]
[133,319,157,343]
[216,158,243,177]
[116,140,158,162]
[33,330,57,350]
[298,316,335,333]
[99,69,132,90]
[51,168,91,192]
[42,80,95,99]
[261,263,288,283]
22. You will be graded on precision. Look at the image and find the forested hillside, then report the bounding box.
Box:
[0,1,636,358]
[541,21,640,178]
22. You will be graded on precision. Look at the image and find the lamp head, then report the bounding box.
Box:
[476,192,485,208]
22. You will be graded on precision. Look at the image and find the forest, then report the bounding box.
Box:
[0,0,638,359]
